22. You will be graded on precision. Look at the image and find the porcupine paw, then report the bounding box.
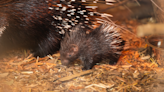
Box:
[82,62,95,70]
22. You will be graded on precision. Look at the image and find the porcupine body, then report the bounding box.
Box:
[0,0,106,57]
[60,20,125,70]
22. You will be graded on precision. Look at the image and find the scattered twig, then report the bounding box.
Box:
[58,70,93,82]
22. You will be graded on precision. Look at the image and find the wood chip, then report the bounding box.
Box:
[0,73,9,78]
[21,71,33,74]
[58,70,93,82]
[140,55,150,60]
[85,83,114,88]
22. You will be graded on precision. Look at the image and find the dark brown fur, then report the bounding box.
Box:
[0,0,97,57]
[60,22,125,70]
[0,0,63,57]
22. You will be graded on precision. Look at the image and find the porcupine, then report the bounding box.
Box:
[60,18,125,70]
[0,0,113,57]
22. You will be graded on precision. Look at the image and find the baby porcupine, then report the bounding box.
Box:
[60,18,125,70]
[0,0,114,57]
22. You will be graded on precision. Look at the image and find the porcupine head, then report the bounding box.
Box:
[59,24,88,66]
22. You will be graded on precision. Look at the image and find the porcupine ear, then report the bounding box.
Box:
[70,44,78,53]
[66,44,78,58]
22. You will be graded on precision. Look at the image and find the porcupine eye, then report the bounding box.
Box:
[68,54,72,57]
[66,52,73,58]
